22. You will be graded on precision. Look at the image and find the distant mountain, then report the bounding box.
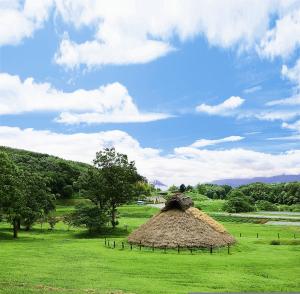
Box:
[151,179,167,189]
[212,174,300,187]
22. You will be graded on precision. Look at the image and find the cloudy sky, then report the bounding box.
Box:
[1,0,300,185]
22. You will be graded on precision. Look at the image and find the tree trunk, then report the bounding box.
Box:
[111,205,117,229]
[17,219,21,230]
[13,219,18,238]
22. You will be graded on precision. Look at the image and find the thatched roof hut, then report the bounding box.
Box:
[128,194,235,248]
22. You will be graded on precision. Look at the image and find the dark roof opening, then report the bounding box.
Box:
[162,194,194,211]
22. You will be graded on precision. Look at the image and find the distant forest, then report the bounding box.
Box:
[0,146,89,199]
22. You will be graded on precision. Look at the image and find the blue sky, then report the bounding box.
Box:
[0,1,300,185]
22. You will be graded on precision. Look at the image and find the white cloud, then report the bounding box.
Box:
[282,120,300,133]
[1,126,300,185]
[53,0,276,68]
[268,120,300,140]
[56,111,170,125]
[243,85,262,94]
[267,95,300,106]
[190,136,244,148]
[2,1,300,66]
[258,5,300,59]
[0,0,53,46]
[196,96,245,115]
[237,109,300,121]
[54,34,174,69]
[266,59,300,106]
[251,110,300,121]
[282,58,300,89]
[267,135,300,141]
[0,73,171,124]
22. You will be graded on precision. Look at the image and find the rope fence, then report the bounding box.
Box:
[104,238,231,255]
[103,232,298,255]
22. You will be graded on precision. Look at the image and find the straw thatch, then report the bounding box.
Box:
[128,194,235,248]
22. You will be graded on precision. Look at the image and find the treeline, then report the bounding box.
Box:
[192,182,300,205]
[0,146,89,199]
[170,182,300,212]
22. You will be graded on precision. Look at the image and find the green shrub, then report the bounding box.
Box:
[223,190,255,213]
[256,200,278,211]
[291,204,300,212]
[277,204,292,211]
[67,203,109,232]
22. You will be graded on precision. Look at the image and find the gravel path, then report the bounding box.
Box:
[213,212,300,220]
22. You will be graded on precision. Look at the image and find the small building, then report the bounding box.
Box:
[146,196,166,204]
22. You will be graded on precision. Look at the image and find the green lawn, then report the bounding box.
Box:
[0,204,299,293]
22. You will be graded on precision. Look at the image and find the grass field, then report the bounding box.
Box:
[0,203,300,293]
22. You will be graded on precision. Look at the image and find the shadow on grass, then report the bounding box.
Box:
[75,227,129,239]
[0,229,15,240]
[0,227,75,242]
[0,224,130,241]
[0,229,38,242]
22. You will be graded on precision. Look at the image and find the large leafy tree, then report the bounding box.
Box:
[20,171,55,231]
[94,148,141,228]
[81,148,141,228]
[0,152,55,237]
[0,152,22,238]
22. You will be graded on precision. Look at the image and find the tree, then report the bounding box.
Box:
[186,185,194,192]
[0,152,55,237]
[62,185,74,198]
[20,171,55,231]
[223,190,255,213]
[133,181,152,199]
[179,184,186,193]
[256,200,278,211]
[0,152,22,238]
[47,214,59,230]
[80,148,141,228]
[168,185,178,193]
[195,183,230,199]
[68,203,108,232]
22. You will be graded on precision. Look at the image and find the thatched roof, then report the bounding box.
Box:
[128,194,235,248]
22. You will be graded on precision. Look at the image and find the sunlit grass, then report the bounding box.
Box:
[0,203,299,294]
